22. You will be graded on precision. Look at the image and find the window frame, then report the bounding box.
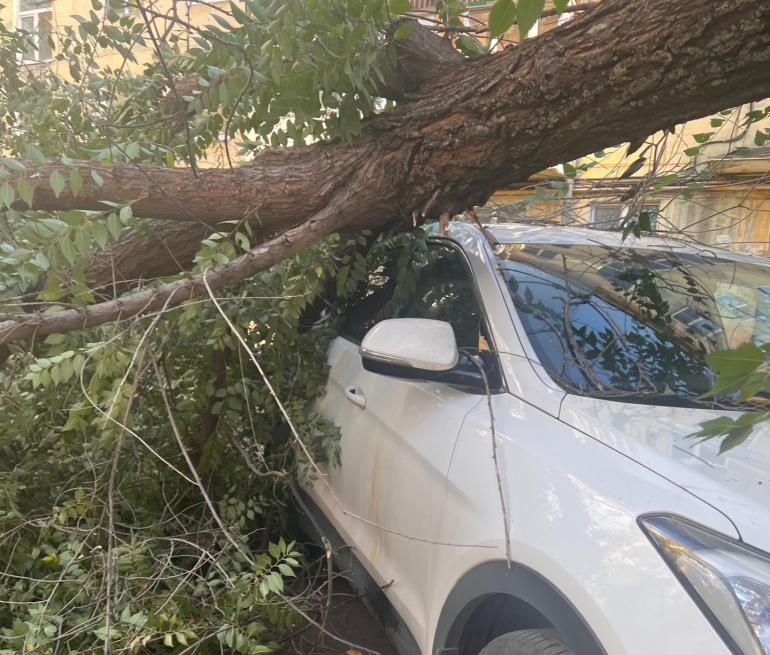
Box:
[16,0,54,63]
[588,203,660,231]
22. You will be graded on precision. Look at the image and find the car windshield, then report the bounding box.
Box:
[496,243,770,406]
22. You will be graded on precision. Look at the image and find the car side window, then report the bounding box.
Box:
[398,245,485,350]
[342,242,488,352]
[341,246,400,342]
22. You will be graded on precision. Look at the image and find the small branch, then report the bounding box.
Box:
[470,355,512,568]
[225,426,288,479]
[422,187,442,217]
[0,206,341,346]
[136,3,199,177]
[150,349,255,565]
[104,348,148,655]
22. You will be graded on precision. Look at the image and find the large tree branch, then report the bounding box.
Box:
[84,221,214,297]
[1,0,770,344]
[0,206,342,343]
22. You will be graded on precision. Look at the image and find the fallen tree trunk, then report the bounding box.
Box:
[2,0,770,344]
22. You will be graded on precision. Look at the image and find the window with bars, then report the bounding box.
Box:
[19,0,53,62]
[589,204,660,231]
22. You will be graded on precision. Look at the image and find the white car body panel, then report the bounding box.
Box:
[559,395,770,552]
[314,338,483,632]
[432,394,735,655]
[307,222,770,655]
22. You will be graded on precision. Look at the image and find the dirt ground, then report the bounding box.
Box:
[286,577,400,655]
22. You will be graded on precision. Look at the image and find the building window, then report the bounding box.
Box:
[589,204,660,231]
[18,0,53,62]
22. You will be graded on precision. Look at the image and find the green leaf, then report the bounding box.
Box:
[74,228,92,254]
[393,23,415,40]
[684,146,701,157]
[107,212,122,239]
[70,168,83,198]
[515,0,545,38]
[91,169,104,188]
[24,142,47,166]
[626,137,647,157]
[0,157,25,172]
[701,343,767,398]
[489,0,516,38]
[50,170,66,198]
[60,237,77,264]
[229,1,250,24]
[718,427,754,454]
[455,34,486,56]
[16,178,34,208]
[734,371,768,403]
[388,0,413,15]
[693,132,714,144]
[619,156,646,179]
[92,221,109,249]
[0,182,14,208]
[33,252,50,270]
[552,0,569,13]
[707,343,765,377]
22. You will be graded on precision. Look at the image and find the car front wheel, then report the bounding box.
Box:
[478,629,575,655]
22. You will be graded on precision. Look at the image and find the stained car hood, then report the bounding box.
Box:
[559,394,770,551]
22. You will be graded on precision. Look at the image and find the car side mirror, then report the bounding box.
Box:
[359,318,496,392]
[359,318,459,378]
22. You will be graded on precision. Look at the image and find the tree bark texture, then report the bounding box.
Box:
[2,0,770,344]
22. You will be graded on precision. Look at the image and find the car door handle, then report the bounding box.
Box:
[344,385,366,409]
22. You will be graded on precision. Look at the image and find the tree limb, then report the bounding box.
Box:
[1,0,770,344]
[0,205,342,343]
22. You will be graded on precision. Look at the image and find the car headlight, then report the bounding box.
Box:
[640,515,770,655]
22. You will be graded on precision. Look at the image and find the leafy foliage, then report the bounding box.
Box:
[0,233,358,654]
[691,344,770,451]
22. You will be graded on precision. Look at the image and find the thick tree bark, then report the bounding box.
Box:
[84,220,214,297]
[2,0,770,344]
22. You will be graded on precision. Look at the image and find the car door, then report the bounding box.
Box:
[316,239,502,639]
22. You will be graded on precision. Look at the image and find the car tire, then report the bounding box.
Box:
[478,629,575,655]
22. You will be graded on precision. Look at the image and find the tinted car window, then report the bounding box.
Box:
[496,243,770,404]
[343,243,487,350]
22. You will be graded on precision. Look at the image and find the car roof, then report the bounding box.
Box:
[479,222,769,266]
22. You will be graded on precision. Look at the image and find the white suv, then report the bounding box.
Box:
[298,222,770,655]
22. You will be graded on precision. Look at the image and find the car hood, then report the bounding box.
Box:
[559,394,770,552]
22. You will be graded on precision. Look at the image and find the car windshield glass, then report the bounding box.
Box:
[496,243,770,405]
